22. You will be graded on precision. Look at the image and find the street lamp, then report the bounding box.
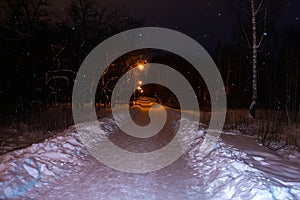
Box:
[132,62,146,106]
[137,64,144,70]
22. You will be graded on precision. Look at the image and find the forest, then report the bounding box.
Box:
[0,0,299,149]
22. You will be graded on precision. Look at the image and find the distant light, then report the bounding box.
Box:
[138,81,143,85]
[72,26,76,30]
[296,17,299,21]
[218,12,221,16]
[137,64,144,70]
[264,32,268,36]
[137,86,142,91]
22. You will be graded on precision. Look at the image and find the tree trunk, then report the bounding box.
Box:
[250,0,258,118]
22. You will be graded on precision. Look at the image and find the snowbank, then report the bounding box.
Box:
[0,110,299,199]
[188,132,300,199]
[0,129,88,199]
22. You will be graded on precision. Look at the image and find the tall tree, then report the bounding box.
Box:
[0,0,52,112]
[234,0,285,118]
[58,0,144,108]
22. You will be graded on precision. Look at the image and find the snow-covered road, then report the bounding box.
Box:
[1,107,300,199]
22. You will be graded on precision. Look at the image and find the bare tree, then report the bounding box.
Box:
[235,0,285,118]
[58,0,144,108]
[1,0,50,35]
[246,0,268,118]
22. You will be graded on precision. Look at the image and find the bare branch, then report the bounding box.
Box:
[0,24,34,39]
[242,24,251,48]
[31,0,43,23]
[257,8,267,48]
[255,0,264,15]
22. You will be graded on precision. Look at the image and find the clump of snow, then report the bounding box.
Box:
[0,129,88,199]
[188,132,300,200]
[277,146,300,161]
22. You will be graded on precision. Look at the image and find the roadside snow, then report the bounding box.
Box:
[0,129,88,199]
[189,133,300,199]
[0,108,299,199]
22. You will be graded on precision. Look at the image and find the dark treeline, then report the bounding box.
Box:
[213,25,300,110]
[0,0,143,118]
[0,0,299,120]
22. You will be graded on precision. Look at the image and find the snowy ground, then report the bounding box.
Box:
[0,106,300,199]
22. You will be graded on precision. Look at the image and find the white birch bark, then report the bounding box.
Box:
[249,0,267,118]
[250,0,258,117]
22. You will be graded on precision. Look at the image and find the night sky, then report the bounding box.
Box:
[53,0,300,52]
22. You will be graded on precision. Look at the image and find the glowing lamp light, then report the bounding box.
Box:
[137,64,144,70]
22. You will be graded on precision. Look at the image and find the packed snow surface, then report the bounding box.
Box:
[0,107,299,199]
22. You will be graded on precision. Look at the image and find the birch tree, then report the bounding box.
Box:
[235,0,278,118]
[249,0,267,118]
